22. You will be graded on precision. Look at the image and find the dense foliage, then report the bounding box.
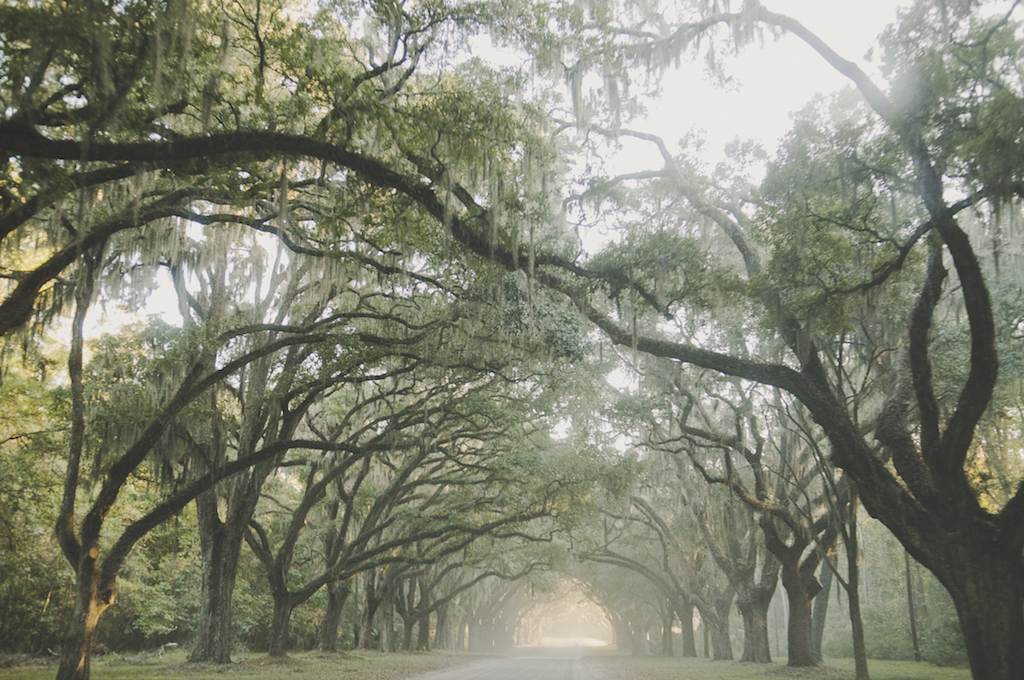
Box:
[2,1,1024,680]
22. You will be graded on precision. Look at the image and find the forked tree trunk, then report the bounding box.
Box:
[319,582,350,652]
[737,597,772,663]
[401,616,416,651]
[416,613,432,650]
[359,576,382,650]
[55,556,115,680]
[703,587,735,661]
[54,256,111,680]
[730,549,779,664]
[694,601,733,661]
[779,560,820,667]
[268,595,294,657]
[190,492,247,664]
[434,603,450,649]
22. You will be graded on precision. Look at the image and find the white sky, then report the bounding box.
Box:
[619,0,906,169]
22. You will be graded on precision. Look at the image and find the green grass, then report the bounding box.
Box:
[826,657,969,680]
[0,650,971,680]
[580,653,970,680]
[0,649,481,680]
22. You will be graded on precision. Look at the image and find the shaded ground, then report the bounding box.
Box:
[0,648,969,680]
[403,648,971,680]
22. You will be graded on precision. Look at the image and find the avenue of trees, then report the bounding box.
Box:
[2,1,1024,680]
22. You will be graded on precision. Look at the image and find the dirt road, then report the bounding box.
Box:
[407,648,603,680]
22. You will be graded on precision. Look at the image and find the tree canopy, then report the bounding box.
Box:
[3,1,1024,680]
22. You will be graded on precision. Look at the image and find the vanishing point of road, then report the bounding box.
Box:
[407,647,615,680]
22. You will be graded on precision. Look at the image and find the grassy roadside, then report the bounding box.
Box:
[582,653,970,680]
[0,649,970,680]
[0,649,482,680]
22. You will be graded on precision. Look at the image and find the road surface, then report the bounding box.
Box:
[407,648,605,680]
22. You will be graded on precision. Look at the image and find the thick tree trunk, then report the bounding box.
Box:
[191,552,238,663]
[455,617,466,651]
[379,587,396,652]
[700,588,735,661]
[359,581,381,650]
[468,616,493,652]
[55,557,115,680]
[401,616,416,651]
[190,492,246,664]
[737,598,772,663]
[267,594,294,657]
[630,621,651,656]
[319,582,350,652]
[433,603,449,650]
[677,602,697,657]
[780,560,820,667]
[709,617,733,661]
[947,546,1024,680]
[611,617,631,652]
[416,613,432,650]
[811,563,832,663]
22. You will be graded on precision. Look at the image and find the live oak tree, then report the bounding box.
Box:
[615,355,844,668]
[611,359,783,663]
[683,385,841,668]
[692,484,781,664]
[58,211,477,672]
[245,363,582,656]
[574,553,667,656]
[392,544,547,651]
[44,247,372,679]
[174,228,465,663]
[572,447,711,658]
[586,467,737,660]
[7,1,1024,679]
[461,565,565,652]
[467,2,1024,678]
[0,0,562,675]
